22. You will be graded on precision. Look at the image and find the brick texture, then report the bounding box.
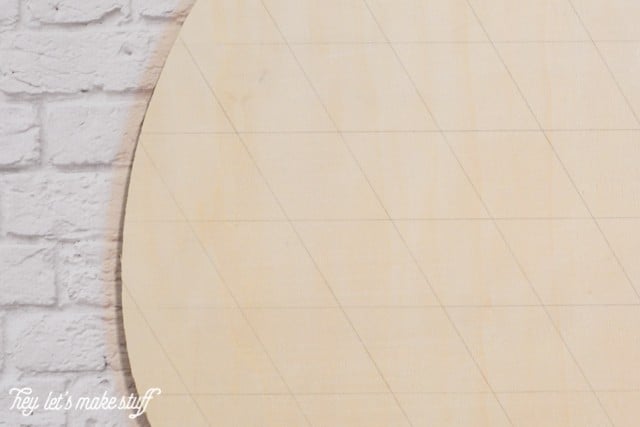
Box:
[6,312,109,372]
[0,244,56,306]
[1,171,127,239]
[0,31,171,94]
[133,0,194,19]
[0,0,19,30]
[45,102,146,167]
[57,241,119,307]
[0,105,40,167]
[25,0,130,24]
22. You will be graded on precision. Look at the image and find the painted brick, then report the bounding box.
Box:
[0,0,19,30]
[26,0,129,24]
[58,242,118,307]
[6,312,109,372]
[45,102,145,166]
[0,244,56,306]
[0,316,3,371]
[0,171,126,239]
[134,0,193,19]
[0,31,172,94]
[0,105,39,167]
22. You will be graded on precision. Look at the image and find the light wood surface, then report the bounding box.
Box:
[123,0,640,425]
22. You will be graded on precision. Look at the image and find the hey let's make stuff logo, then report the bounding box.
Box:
[8,387,161,419]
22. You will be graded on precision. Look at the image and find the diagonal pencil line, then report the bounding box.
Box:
[155,6,639,426]
[140,128,640,136]
[182,27,419,427]
[456,4,640,305]
[137,142,307,427]
[563,0,640,298]
[251,0,527,424]
[149,387,640,396]
[251,4,421,426]
[121,148,214,426]
[354,2,537,425]
[125,216,640,223]
[128,6,640,426]
[162,35,317,427]
[152,303,640,310]
[566,0,640,125]
[471,3,640,304]
[462,2,635,425]
[123,293,213,427]
[179,40,640,46]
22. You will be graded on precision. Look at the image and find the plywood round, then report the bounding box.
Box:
[123,0,640,425]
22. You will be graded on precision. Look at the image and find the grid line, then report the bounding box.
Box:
[362,1,639,425]
[141,128,640,136]
[181,26,415,426]
[251,3,421,425]
[138,116,315,426]
[126,2,640,425]
[257,0,517,424]
[460,2,640,425]
[564,0,640,295]
[143,304,640,310]
[141,389,640,397]
[128,217,640,223]
[184,40,640,46]
[122,246,214,427]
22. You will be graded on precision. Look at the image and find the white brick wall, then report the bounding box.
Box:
[0,244,56,305]
[0,0,20,30]
[25,0,130,24]
[0,0,195,424]
[0,31,172,94]
[46,102,147,167]
[0,105,39,167]
[7,312,109,372]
